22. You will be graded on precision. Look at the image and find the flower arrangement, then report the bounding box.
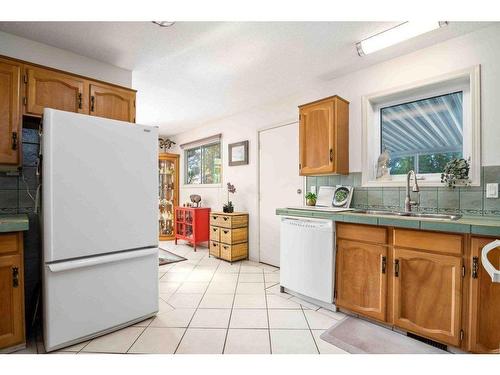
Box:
[441,158,471,188]
[223,182,236,213]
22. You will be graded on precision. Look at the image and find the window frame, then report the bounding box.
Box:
[183,140,222,187]
[361,65,481,187]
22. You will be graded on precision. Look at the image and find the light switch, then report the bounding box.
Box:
[486,183,499,198]
[310,185,316,194]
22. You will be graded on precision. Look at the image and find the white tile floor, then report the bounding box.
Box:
[29,242,349,354]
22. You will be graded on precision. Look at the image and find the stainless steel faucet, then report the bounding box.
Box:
[405,170,420,212]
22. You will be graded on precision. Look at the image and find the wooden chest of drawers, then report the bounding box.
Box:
[209,212,248,262]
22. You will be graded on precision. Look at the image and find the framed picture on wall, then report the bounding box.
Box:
[228,140,249,166]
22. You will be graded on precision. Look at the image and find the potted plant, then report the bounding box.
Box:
[223,182,236,213]
[441,158,471,188]
[305,192,317,206]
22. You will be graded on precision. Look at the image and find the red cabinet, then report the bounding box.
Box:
[174,207,210,251]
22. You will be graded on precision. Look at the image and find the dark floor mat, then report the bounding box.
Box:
[159,248,187,265]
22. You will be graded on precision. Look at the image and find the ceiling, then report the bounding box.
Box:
[0,21,491,134]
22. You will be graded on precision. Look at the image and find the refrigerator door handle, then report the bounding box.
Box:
[47,248,158,273]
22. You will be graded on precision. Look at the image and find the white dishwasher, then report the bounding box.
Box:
[280,217,335,305]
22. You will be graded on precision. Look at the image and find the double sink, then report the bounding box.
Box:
[353,209,461,221]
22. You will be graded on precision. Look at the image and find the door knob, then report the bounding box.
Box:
[297,189,302,194]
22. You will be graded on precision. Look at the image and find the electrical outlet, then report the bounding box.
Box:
[310,185,316,194]
[486,183,499,198]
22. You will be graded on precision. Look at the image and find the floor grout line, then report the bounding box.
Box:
[124,326,148,354]
[221,260,242,354]
[173,252,223,354]
[263,268,273,354]
[300,305,320,354]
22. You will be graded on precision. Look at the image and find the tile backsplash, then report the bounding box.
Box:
[306,166,500,217]
[0,127,41,336]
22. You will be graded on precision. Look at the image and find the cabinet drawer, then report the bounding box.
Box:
[393,229,462,255]
[211,214,248,229]
[210,226,220,242]
[220,227,247,244]
[220,242,248,262]
[209,241,220,258]
[337,223,387,244]
[0,233,22,256]
[210,215,221,226]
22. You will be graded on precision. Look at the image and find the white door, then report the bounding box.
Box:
[259,123,303,267]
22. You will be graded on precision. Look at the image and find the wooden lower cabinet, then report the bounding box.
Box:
[336,238,387,321]
[334,224,494,351]
[0,233,25,351]
[467,237,500,353]
[392,247,462,347]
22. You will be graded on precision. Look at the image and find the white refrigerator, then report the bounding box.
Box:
[41,109,159,352]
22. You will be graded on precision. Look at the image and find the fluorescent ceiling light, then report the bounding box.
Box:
[356,21,448,56]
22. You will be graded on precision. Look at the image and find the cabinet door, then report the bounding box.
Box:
[299,101,334,175]
[468,237,500,353]
[90,84,135,123]
[393,248,462,346]
[158,153,179,241]
[336,239,387,321]
[0,254,24,349]
[25,66,86,116]
[0,58,21,165]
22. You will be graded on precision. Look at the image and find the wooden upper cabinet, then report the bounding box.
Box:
[0,58,21,166]
[298,95,349,175]
[24,66,87,116]
[336,238,388,322]
[468,237,500,354]
[90,84,136,123]
[392,247,462,346]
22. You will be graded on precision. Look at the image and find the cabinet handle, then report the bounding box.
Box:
[212,216,217,220]
[394,259,400,277]
[212,228,217,232]
[78,92,82,109]
[223,245,229,250]
[381,256,387,274]
[223,230,229,234]
[223,217,228,221]
[11,132,18,150]
[12,267,19,288]
[329,148,334,162]
[472,256,479,279]
[90,95,95,112]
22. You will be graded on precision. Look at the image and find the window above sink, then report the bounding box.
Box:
[362,65,481,187]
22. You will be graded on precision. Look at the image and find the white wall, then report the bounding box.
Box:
[0,31,132,87]
[168,24,500,261]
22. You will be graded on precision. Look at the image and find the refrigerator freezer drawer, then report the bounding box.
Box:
[43,248,159,352]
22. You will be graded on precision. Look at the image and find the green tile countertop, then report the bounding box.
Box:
[0,214,30,233]
[276,208,500,237]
